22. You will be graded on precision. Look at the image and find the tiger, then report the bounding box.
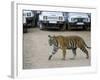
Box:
[48,35,91,60]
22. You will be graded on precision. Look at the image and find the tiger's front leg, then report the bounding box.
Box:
[62,48,66,60]
[48,50,57,60]
[48,46,58,60]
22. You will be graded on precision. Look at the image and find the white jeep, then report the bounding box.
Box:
[67,12,91,30]
[38,11,65,30]
[23,10,36,28]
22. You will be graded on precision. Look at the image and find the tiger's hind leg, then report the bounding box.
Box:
[62,48,66,60]
[70,48,77,60]
[80,47,89,59]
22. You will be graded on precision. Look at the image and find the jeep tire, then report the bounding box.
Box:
[39,23,44,30]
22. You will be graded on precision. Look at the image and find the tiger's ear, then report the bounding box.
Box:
[48,35,51,38]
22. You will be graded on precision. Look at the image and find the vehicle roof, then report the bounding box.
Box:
[23,10,33,13]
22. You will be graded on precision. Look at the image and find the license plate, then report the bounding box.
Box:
[77,22,84,25]
[49,21,57,23]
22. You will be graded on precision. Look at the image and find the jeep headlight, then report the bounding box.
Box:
[59,16,63,20]
[43,16,47,20]
[83,18,88,22]
[71,18,77,22]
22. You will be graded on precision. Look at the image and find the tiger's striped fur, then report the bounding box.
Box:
[48,35,91,60]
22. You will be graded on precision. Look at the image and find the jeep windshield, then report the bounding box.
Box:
[41,11,63,16]
[68,12,89,18]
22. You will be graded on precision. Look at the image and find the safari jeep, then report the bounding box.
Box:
[23,10,35,33]
[38,11,66,30]
[67,12,91,30]
[23,10,36,27]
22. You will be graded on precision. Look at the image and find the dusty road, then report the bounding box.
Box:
[23,28,91,69]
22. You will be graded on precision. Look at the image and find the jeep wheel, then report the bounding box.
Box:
[83,26,88,31]
[60,26,66,31]
[39,23,44,30]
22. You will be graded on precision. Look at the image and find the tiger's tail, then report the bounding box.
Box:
[84,41,91,49]
[86,46,91,49]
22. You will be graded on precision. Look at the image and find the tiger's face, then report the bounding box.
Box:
[48,35,58,60]
[48,35,54,46]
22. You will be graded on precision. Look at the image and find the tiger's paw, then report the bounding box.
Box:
[62,58,66,60]
[70,58,75,60]
[86,56,89,59]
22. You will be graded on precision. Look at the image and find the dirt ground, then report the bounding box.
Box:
[23,28,91,69]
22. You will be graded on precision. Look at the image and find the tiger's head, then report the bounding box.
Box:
[48,35,57,46]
